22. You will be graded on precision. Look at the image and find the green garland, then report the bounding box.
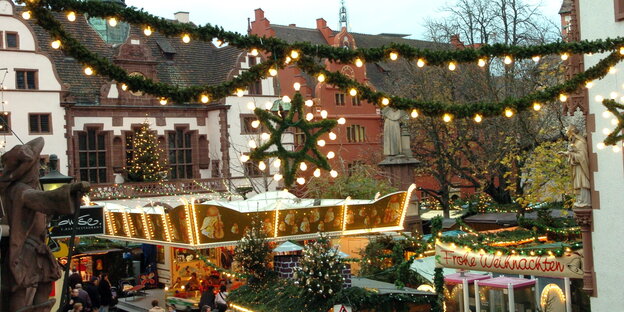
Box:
[197,253,249,279]
[21,0,624,117]
[603,99,624,145]
[248,92,337,187]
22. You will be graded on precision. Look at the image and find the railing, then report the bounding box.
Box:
[89,178,229,201]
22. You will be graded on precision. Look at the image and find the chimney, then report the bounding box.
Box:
[254,8,265,21]
[288,23,297,27]
[174,11,190,24]
[316,18,327,30]
[450,34,464,49]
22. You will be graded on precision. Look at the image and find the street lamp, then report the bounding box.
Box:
[39,154,78,312]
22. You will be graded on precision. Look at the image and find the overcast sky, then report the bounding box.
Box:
[124,0,563,40]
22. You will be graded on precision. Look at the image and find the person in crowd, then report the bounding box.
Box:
[65,288,86,312]
[74,283,92,310]
[199,285,215,310]
[71,302,84,312]
[98,273,113,312]
[201,305,212,312]
[84,277,101,312]
[69,268,83,289]
[187,272,201,291]
[214,285,228,312]
[148,299,166,312]
[166,305,176,312]
[172,277,183,289]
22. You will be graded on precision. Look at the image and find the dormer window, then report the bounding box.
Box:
[5,32,18,49]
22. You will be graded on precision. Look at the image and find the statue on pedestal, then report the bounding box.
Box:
[0,137,90,312]
[561,125,591,208]
[382,107,410,157]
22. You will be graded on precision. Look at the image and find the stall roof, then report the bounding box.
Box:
[478,276,536,289]
[273,241,303,253]
[444,272,491,284]
[351,277,435,295]
[410,256,456,282]
[422,230,465,241]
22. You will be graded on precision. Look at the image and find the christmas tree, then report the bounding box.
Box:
[294,234,345,298]
[233,222,272,283]
[126,122,168,182]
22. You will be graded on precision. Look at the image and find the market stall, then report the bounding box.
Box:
[444,272,491,312]
[476,277,536,312]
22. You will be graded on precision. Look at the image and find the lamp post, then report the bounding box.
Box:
[39,155,76,312]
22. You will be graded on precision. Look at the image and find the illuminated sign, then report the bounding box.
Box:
[50,205,104,238]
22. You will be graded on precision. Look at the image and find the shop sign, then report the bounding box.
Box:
[333,305,352,312]
[50,205,104,238]
[435,242,583,279]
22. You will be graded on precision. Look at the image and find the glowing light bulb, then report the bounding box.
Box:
[417,58,425,67]
[612,118,619,126]
[293,82,301,91]
[240,155,250,162]
[620,47,624,55]
[159,98,168,105]
[586,81,594,89]
[355,58,363,67]
[320,110,328,119]
[614,146,621,153]
[299,162,308,171]
[602,111,613,118]
[448,62,456,71]
[337,117,346,125]
[236,89,245,97]
[504,108,514,118]
[200,94,210,104]
[290,50,300,59]
[330,170,338,178]
[389,52,398,60]
[327,151,335,159]
[215,39,224,47]
[504,55,513,65]
[532,55,541,62]
[313,168,321,177]
[478,58,486,67]
[602,128,612,135]
[108,17,118,27]
[121,84,128,91]
[595,95,604,103]
[274,158,281,168]
[533,103,542,111]
[182,34,191,43]
[317,139,326,147]
[84,67,94,76]
[51,40,61,49]
[329,132,337,140]
[269,68,278,76]
[297,177,306,185]
[264,101,273,109]
[317,74,326,82]
[306,113,314,121]
[247,102,256,110]
[610,67,617,74]
[143,27,152,36]
[611,91,619,99]
[381,98,390,106]
[22,11,31,20]
[250,48,259,56]
[251,120,260,128]
[559,94,568,102]
[258,161,266,171]
[261,132,270,140]
[349,88,357,96]
[597,142,606,150]
[67,11,76,22]
[282,95,291,103]
[561,53,569,61]
[248,140,257,148]
[443,114,452,123]
[474,114,482,123]
[274,173,283,181]
[410,109,418,118]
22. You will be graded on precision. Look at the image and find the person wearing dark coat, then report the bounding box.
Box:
[69,268,83,289]
[98,273,113,312]
[65,288,86,312]
[198,286,215,310]
[84,277,102,311]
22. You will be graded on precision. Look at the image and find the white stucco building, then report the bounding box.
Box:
[0,0,68,172]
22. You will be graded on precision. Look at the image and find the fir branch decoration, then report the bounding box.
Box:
[602,99,624,145]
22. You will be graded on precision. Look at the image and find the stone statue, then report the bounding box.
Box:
[561,125,591,208]
[0,137,90,312]
[382,107,407,156]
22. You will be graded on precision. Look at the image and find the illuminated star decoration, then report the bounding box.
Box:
[603,99,624,145]
[248,92,338,187]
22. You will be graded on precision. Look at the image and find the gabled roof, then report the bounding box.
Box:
[21,9,244,104]
[270,24,328,45]
[559,0,573,14]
